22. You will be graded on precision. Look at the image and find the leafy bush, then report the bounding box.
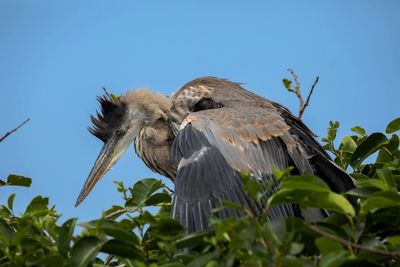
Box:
[1,117,400,266]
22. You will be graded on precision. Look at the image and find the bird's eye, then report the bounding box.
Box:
[115,127,124,136]
[153,117,166,128]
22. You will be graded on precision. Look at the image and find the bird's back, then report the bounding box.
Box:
[169,76,355,233]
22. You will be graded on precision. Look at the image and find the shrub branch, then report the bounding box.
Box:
[0,118,30,143]
[306,223,400,259]
[287,69,319,119]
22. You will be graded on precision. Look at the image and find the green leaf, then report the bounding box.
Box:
[376,135,400,163]
[281,257,307,267]
[319,250,349,267]
[265,219,286,245]
[3,174,32,187]
[241,173,263,200]
[351,126,366,136]
[346,187,380,198]
[175,230,214,248]
[70,236,106,267]
[327,121,340,141]
[152,217,183,238]
[282,78,293,91]
[340,136,357,153]
[269,189,355,217]
[272,167,294,180]
[118,259,136,267]
[355,178,390,191]
[315,237,343,255]
[24,196,49,215]
[187,251,218,267]
[110,93,120,103]
[376,147,394,163]
[57,218,77,257]
[0,218,14,240]
[289,242,304,255]
[339,259,381,267]
[350,133,388,168]
[103,205,126,220]
[376,168,396,188]
[31,255,66,267]
[386,117,400,134]
[386,235,400,245]
[279,175,330,191]
[160,263,186,267]
[350,173,370,180]
[361,191,400,214]
[127,178,164,210]
[113,181,127,193]
[7,193,16,211]
[268,176,355,216]
[145,192,171,206]
[100,239,144,260]
[100,220,140,245]
[388,133,400,150]
[12,224,30,245]
[221,200,245,211]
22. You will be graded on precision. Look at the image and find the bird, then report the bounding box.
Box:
[75,77,354,233]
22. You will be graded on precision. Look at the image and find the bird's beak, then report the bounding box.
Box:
[75,134,130,207]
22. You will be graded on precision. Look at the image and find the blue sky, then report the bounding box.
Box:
[0,1,399,222]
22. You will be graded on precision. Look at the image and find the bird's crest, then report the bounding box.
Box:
[88,94,127,142]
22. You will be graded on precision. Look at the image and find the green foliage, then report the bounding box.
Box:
[0,174,31,187]
[1,118,400,266]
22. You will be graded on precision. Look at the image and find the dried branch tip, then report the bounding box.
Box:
[0,118,30,143]
[286,69,319,119]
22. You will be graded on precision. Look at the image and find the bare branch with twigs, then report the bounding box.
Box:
[0,118,30,143]
[285,69,319,119]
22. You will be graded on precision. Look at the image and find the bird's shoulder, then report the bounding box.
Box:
[170,77,269,110]
[177,105,294,147]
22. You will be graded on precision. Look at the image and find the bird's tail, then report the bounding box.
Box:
[310,153,357,206]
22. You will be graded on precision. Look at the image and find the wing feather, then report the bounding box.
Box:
[171,107,310,233]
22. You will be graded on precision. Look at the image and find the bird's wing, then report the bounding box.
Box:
[271,101,355,194]
[171,106,315,233]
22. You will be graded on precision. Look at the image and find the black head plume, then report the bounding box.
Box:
[88,94,127,142]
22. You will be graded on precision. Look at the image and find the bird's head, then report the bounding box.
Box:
[75,89,171,207]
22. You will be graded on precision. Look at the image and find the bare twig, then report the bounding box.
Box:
[105,255,114,265]
[105,255,126,267]
[102,86,112,99]
[306,223,400,259]
[301,76,319,118]
[0,118,30,143]
[287,69,319,119]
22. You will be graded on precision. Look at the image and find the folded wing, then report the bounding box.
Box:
[171,106,325,233]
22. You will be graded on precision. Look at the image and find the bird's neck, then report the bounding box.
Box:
[134,126,176,180]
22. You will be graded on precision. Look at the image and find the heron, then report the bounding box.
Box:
[76,77,354,233]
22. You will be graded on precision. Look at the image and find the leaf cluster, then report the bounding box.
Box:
[1,118,400,266]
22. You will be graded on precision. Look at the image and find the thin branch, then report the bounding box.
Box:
[306,223,400,259]
[301,76,319,118]
[288,69,302,98]
[102,86,112,99]
[0,118,30,143]
[287,69,319,119]
[105,255,114,265]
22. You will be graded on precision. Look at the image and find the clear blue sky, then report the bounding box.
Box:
[1,1,399,222]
